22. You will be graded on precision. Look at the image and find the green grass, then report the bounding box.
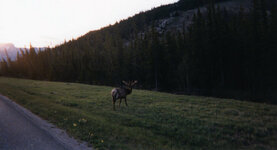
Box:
[0,77,276,150]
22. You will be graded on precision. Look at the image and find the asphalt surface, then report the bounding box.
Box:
[0,95,91,150]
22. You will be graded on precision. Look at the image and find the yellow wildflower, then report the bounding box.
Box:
[78,118,87,123]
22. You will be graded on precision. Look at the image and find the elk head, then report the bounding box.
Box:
[122,80,138,89]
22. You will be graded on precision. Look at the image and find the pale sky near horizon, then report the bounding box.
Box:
[0,0,178,48]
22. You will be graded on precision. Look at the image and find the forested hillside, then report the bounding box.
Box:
[1,0,276,103]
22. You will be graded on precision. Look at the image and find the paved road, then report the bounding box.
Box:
[0,95,91,150]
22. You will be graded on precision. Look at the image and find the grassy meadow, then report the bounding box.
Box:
[0,77,276,150]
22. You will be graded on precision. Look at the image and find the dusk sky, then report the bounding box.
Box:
[0,0,178,48]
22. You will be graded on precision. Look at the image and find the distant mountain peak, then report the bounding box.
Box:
[0,43,45,61]
[0,43,16,50]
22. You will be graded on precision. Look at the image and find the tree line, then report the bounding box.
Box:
[1,0,276,103]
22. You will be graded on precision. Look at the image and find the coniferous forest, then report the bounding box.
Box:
[1,0,277,103]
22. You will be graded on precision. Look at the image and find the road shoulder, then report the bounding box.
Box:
[0,94,92,150]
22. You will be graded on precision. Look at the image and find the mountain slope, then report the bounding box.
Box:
[79,0,247,42]
[84,0,251,38]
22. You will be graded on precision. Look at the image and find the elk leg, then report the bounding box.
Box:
[125,98,128,106]
[119,99,122,107]
[113,100,115,110]
[113,97,116,110]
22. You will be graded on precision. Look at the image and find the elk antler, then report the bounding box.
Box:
[131,80,138,86]
[122,81,128,85]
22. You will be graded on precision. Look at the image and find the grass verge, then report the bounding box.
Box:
[0,77,276,150]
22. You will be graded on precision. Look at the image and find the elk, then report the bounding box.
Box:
[111,80,138,110]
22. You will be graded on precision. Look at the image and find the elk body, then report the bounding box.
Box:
[111,81,137,110]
